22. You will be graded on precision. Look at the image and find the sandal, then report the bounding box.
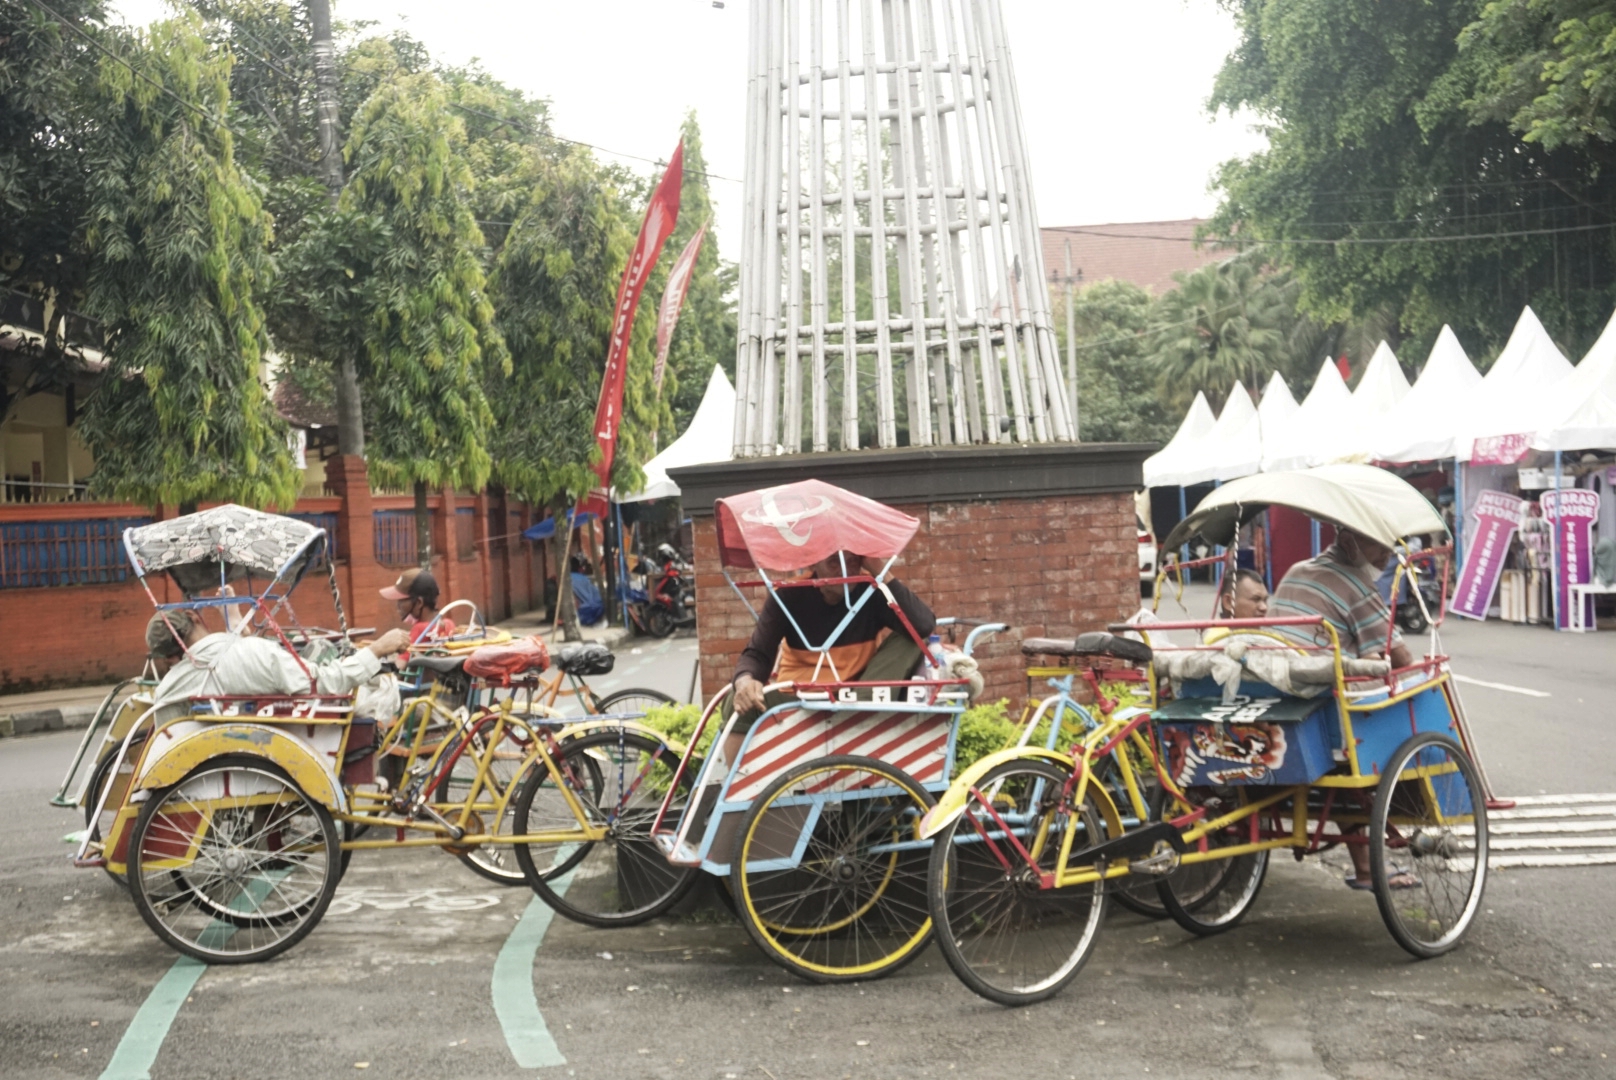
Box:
[1344,870,1421,891]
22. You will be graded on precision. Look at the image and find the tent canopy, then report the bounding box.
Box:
[522,509,598,541]
[617,365,736,503]
[1162,464,1447,551]
[1370,325,1480,463]
[1175,383,1259,485]
[1460,306,1573,459]
[1263,359,1352,472]
[1531,307,1616,451]
[1142,390,1217,487]
[714,479,919,571]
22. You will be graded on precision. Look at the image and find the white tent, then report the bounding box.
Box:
[1458,306,1573,460]
[1256,370,1299,432]
[1323,340,1410,462]
[1369,325,1481,463]
[1531,307,1616,451]
[1262,359,1353,472]
[616,365,735,503]
[1175,383,1259,485]
[1142,390,1217,487]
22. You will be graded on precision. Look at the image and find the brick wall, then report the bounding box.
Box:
[693,489,1138,708]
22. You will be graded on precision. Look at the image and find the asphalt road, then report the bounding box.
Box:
[3,622,1614,1080]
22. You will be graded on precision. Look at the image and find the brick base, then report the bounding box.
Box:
[693,489,1139,707]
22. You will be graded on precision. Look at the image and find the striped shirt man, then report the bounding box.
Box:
[1270,542,1403,659]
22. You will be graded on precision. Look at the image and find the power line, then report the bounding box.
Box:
[1043,221,1616,247]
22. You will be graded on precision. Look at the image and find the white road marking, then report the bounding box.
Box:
[1489,852,1616,869]
[1491,836,1616,850]
[1451,674,1550,697]
[1491,805,1616,820]
[1482,793,1616,870]
[1504,793,1616,806]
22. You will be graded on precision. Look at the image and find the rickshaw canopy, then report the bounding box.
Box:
[715,479,919,571]
[123,505,328,594]
[1162,464,1446,551]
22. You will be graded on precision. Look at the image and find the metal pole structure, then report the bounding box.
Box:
[1178,485,1189,567]
[1453,457,1465,572]
[734,0,1067,457]
[1551,449,1563,630]
[1063,240,1078,438]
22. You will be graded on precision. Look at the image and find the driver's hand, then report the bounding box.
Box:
[367,628,411,659]
[732,674,765,715]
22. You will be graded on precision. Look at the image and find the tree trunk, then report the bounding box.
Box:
[550,502,581,642]
[414,480,432,568]
[307,0,365,459]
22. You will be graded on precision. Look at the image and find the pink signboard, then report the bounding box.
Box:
[1540,488,1601,629]
[1472,434,1531,465]
[1452,490,1526,620]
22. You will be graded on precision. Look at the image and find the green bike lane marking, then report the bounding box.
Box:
[493,855,575,1069]
[101,873,284,1080]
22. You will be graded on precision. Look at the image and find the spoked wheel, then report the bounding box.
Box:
[731,755,936,984]
[435,719,590,887]
[1370,732,1488,958]
[1158,792,1268,936]
[513,730,699,926]
[596,688,676,716]
[85,739,145,889]
[127,755,341,963]
[647,606,675,638]
[927,757,1108,1006]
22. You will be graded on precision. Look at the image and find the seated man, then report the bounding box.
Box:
[1268,527,1416,890]
[146,609,408,719]
[1218,568,1270,621]
[725,551,935,765]
[380,568,457,654]
[1269,528,1413,670]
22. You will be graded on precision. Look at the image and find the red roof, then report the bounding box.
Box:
[1039,219,1230,295]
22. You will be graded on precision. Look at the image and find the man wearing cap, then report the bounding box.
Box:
[380,568,457,651]
[145,610,409,720]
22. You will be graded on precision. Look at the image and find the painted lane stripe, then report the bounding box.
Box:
[1492,805,1616,820]
[1490,852,1616,869]
[493,857,574,1069]
[101,874,282,1080]
[1502,793,1616,806]
[1491,835,1616,850]
[1451,674,1550,698]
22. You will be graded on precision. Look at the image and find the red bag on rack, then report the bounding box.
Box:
[464,635,550,685]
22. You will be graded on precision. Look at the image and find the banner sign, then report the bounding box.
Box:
[579,141,684,516]
[1451,490,1525,620]
[653,219,707,395]
[1541,487,1601,629]
[1471,433,1531,466]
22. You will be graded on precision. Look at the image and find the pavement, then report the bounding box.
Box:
[4,599,1615,1079]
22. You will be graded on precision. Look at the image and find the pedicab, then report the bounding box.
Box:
[71,506,691,963]
[561,479,1003,984]
[920,464,1493,1006]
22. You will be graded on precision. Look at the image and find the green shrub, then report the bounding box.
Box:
[952,697,1096,770]
[640,703,714,757]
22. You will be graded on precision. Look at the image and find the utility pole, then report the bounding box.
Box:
[307,0,365,461]
[1063,240,1080,440]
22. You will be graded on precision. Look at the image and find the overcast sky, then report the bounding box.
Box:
[112,1,1269,254]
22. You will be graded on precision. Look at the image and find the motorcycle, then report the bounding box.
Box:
[629,544,697,638]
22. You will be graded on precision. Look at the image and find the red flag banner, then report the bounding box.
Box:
[1335,353,1352,382]
[653,219,708,395]
[578,142,684,516]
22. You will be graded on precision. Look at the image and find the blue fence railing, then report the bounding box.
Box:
[0,516,152,589]
[288,512,340,565]
[374,510,418,567]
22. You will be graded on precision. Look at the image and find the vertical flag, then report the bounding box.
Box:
[578,142,684,516]
[1335,354,1352,382]
[653,220,708,396]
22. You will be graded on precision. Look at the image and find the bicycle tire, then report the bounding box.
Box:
[1157,792,1268,936]
[512,730,699,927]
[596,687,676,716]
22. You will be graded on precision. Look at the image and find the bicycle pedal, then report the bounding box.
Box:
[1130,849,1179,875]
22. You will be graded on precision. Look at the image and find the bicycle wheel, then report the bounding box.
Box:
[513,730,699,926]
[596,688,676,716]
[648,606,675,638]
[928,757,1108,1006]
[85,747,135,888]
[1370,732,1488,959]
[1157,795,1268,936]
[731,755,936,984]
[1114,784,1237,919]
[127,756,341,963]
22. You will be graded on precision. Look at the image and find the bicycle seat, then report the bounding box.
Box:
[555,642,615,677]
[1020,632,1153,665]
[409,654,467,676]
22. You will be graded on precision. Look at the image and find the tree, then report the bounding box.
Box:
[1052,280,1175,444]
[338,70,507,562]
[1146,256,1293,411]
[1466,0,1616,151]
[659,111,738,438]
[75,15,298,509]
[1207,0,1616,363]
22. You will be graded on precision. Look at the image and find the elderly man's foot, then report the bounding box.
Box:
[1344,870,1420,890]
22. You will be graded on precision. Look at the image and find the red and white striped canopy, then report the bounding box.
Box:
[714,479,919,571]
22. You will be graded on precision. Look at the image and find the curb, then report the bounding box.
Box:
[0,703,100,740]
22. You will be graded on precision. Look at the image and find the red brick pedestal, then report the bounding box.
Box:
[669,443,1152,707]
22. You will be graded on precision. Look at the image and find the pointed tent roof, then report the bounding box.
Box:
[1257,370,1299,427]
[1142,390,1217,487]
[1531,306,1616,451]
[616,365,736,503]
[1177,382,1261,485]
[1370,325,1482,462]
[1330,341,1411,462]
[1459,306,1573,459]
[1263,358,1352,472]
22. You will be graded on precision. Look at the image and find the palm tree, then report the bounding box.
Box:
[1147,256,1293,411]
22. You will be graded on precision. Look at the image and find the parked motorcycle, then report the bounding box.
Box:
[629,544,697,638]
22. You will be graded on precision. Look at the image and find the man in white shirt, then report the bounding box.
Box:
[145,610,408,719]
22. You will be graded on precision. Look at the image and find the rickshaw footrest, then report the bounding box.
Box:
[72,856,107,869]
